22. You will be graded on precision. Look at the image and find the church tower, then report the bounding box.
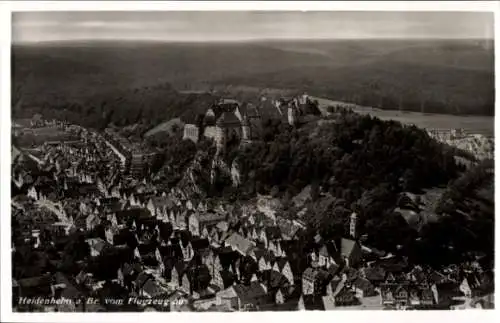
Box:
[350,212,357,239]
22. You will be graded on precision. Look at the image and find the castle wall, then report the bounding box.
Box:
[183,124,200,143]
[203,126,218,140]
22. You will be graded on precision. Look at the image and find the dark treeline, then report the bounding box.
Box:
[12,83,215,132]
[233,113,459,200]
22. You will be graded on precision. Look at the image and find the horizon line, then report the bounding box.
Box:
[12,36,495,45]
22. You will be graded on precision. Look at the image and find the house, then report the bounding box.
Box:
[116,263,138,290]
[104,227,116,245]
[86,213,101,231]
[297,294,326,311]
[433,282,467,309]
[141,279,167,298]
[408,286,422,307]
[225,281,269,311]
[188,212,200,236]
[261,269,291,297]
[419,285,436,306]
[332,284,358,307]
[181,273,191,295]
[180,241,194,262]
[274,288,286,304]
[302,267,329,296]
[459,277,472,298]
[317,244,338,268]
[168,289,190,312]
[322,294,337,310]
[199,212,227,228]
[352,277,377,298]
[340,238,362,268]
[393,284,409,307]
[216,221,229,233]
[212,269,225,290]
[201,226,210,239]
[170,266,180,288]
[254,248,275,272]
[85,238,110,257]
[362,266,386,286]
[380,284,396,306]
[224,233,255,256]
[52,272,84,312]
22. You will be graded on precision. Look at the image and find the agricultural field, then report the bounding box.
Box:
[313,96,494,137]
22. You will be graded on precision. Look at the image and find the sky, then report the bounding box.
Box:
[12,11,494,43]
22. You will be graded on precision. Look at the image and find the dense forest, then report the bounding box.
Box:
[13,39,494,118]
[12,82,215,132]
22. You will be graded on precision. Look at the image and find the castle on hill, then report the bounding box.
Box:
[182,99,261,151]
[182,94,319,152]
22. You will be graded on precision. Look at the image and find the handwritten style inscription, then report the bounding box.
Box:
[17,297,186,308]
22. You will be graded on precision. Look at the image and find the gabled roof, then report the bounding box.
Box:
[275,258,289,272]
[191,237,210,251]
[86,237,109,253]
[303,267,319,281]
[353,277,374,292]
[199,212,226,223]
[236,103,260,119]
[261,269,288,289]
[216,112,241,126]
[327,263,341,277]
[135,271,153,289]
[232,281,267,303]
[364,266,386,282]
[122,262,136,277]
[150,197,173,209]
[142,279,167,298]
[340,238,360,258]
[224,233,255,256]
[265,226,282,240]
[318,245,330,257]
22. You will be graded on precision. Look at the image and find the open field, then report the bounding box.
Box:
[313,96,494,137]
[144,117,184,137]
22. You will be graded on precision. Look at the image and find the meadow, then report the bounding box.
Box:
[313,96,495,136]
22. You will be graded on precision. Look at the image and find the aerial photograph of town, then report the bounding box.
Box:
[6,5,495,315]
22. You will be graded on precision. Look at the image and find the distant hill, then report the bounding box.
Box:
[12,39,494,119]
[144,117,185,137]
[216,56,494,115]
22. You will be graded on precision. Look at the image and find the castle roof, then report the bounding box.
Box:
[216,112,241,126]
[238,103,260,119]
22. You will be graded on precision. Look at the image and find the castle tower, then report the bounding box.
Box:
[301,93,309,105]
[215,118,227,154]
[287,102,297,126]
[241,115,252,145]
[350,212,357,238]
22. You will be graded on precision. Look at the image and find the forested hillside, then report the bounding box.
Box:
[149,110,492,269]
[12,39,494,122]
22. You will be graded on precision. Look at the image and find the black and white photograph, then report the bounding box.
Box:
[1,1,496,320]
